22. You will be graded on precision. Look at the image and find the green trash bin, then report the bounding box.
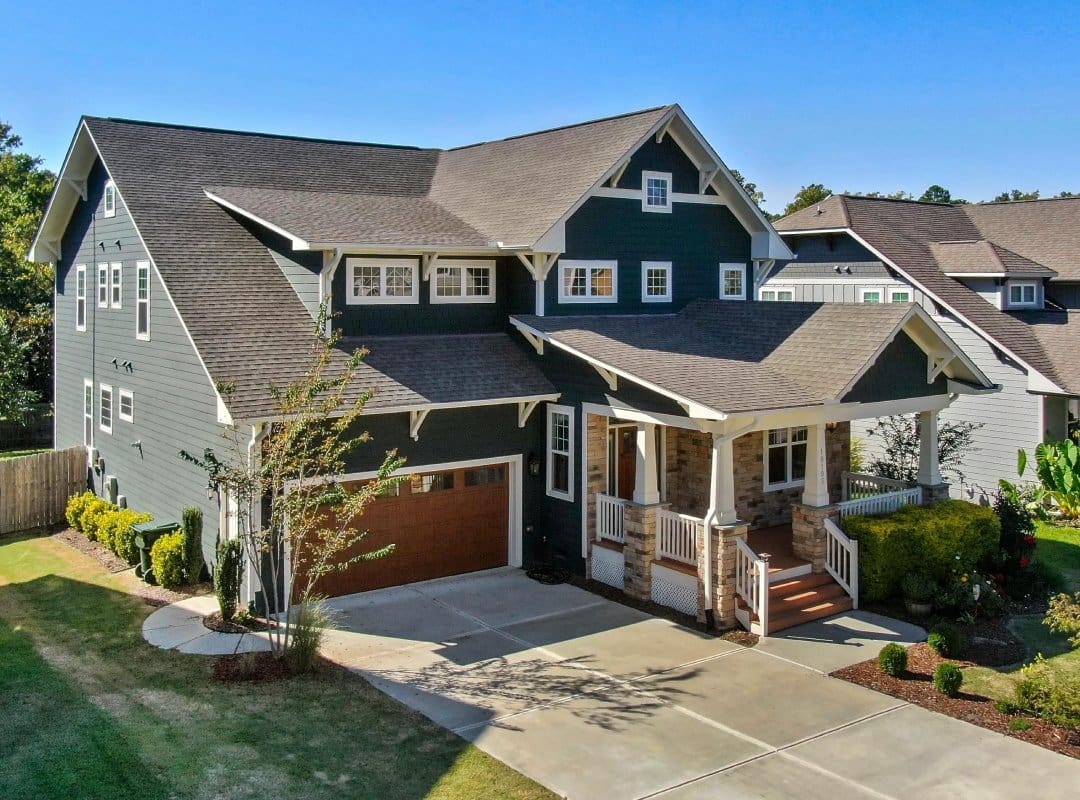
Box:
[133,520,180,583]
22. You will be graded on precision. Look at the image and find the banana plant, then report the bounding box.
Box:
[1022,441,1080,519]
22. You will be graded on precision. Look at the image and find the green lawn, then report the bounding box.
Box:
[0,448,49,460]
[963,522,1080,702]
[0,533,554,800]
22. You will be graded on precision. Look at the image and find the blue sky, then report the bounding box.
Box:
[3,1,1077,213]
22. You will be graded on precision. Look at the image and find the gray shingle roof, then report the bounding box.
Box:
[1011,311,1080,397]
[513,299,920,415]
[928,240,1056,277]
[964,199,1080,281]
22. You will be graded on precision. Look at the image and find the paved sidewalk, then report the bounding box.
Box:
[142,595,270,655]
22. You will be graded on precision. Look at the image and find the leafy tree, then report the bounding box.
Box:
[0,315,38,423]
[1055,190,1078,199]
[782,183,833,217]
[851,189,913,200]
[864,414,982,484]
[992,189,1040,202]
[919,184,952,204]
[729,168,766,208]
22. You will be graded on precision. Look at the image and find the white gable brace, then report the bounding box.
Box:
[928,352,955,384]
[37,238,61,262]
[655,117,674,144]
[409,409,430,441]
[591,364,618,392]
[421,252,440,281]
[698,166,719,195]
[62,176,87,201]
[517,399,540,428]
[515,252,559,282]
[518,327,544,355]
[609,160,630,188]
[753,259,776,292]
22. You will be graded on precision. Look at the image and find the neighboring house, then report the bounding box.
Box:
[767,196,1080,503]
[31,106,995,634]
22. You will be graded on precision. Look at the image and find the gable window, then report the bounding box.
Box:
[641,261,672,302]
[859,287,883,304]
[720,264,746,300]
[118,389,134,423]
[1008,281,1037,307]
[83,379,93,447]
[431,260,495,304]
[99,384,113,434]
[764,427,807,490]
[759,286,795,302]
[136,261,151,339]
[888,287,912,303]
[346,258,419,305]
[75,265,87,331]
[98,265,109,307]
[110,262,122,308]
[559,260,617,303]
[547,404,574,501]
[104,180,116,218]
[641,171,672,213]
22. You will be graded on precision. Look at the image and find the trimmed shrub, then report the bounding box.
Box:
[934,662,964,697]
[65,491,97,531]
[878,643,908,677]
[928,623,963,658]
[181,506,204,583]
[843,500,1001,601]
[98,508,153,562]
[81,498,117,542]
[1015,656,1080,730]
[214,539,244,621]
[150,532,186,589]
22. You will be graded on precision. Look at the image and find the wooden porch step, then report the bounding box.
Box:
[768,571,836,600]
[738,571,854,635]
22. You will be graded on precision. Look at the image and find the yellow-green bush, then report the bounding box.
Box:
[150,531,186,589]
[80,498,117,542]
[65,491,98,531]
[843,500,1000,602]
[97,508,153,562]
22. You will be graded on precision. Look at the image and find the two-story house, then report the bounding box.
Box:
[767,196,1080,503]
[31,106,994,634]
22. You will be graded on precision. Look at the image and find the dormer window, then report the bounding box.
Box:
[1008,281,1037,307]
[431,260,495,304]
[641,171,672,213]
[346,258,419,305]
[104,180,116,218]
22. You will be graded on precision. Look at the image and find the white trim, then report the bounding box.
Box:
[758,285,795,301]
[762,276,902,285]
[118,388,134,423]
[546,404,574,501]
[558,259,618,304]
[110,262,122,309]
[720,263,746,300]
[204,189,308,249]
[641,170,673,213]
[944,272,1050,279]
[594,186,727,205]
[344,257,419,305]
[103,180,116,218]
[99,384,113,434]
[581,401,710,432]
[641,261,672,303]
[75,264,87,331]
[83,378,94,449]
[135,260,151,340]
[858,286,884,304]
[1006,280,1038,308]
[429,259,496,304]
[97,264,109,308]
[763,426,808,491]
[887,286,913,303]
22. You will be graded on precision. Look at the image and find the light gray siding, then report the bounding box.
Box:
[269,248,321,319]
[955,277,1002,309]
[761,274,928,305]
[54,159,226,563]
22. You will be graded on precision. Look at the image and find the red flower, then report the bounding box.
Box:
[1019,555,1031,569]
[1024,534,1036,545]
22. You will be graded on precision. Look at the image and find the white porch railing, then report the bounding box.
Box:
[824,517,859,608]
[735,537,769,634]
[837,485,923,518]
[595,493,628,544]
[841,471,908,501]
[656,509,701,566]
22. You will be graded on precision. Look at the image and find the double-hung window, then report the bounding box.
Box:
[859,287,883,304]
[104,180,116,218]
[118,389,134,423]
[110,263,122,308]
[83,379,93,447]
[559,260,617,303]
[546,404,574,501]
[75,265,87,331]
[99,384,113,434]
[431,260,495,303]
[759,286,795,302]
[641,170,672,213]
[764,427,808,489]
[346,258,419,304]
[98,265,109,307]
[888,287,912,303]
[720,264,746,300]
[136,261,151,339]
[641,261,672,302]
[1008,281,1037,307]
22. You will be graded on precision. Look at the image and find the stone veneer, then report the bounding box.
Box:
[584,413,609,580]
[623,502,662,601]
[791,502,839,572]
[920,482,951,505]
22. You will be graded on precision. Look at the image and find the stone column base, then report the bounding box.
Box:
[623,502,663,601]
[696,520,748,628]
[791,503,839,573]
[919,482,951,505]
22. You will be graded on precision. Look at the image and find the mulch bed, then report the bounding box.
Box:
[213,651,332,683]
[202,610,273,634]
[54,527,129,573]
[833,642,1080,759]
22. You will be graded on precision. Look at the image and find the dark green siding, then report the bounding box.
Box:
[785,233,878,263]
[843,330,948,403]
[617,135,704,194]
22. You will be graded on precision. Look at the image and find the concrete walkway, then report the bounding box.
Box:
[142,595,271,655]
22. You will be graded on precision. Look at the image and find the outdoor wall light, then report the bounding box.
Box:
[528,453,541,477]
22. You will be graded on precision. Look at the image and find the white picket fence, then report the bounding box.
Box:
[735,537,769,633]
[837,485,923,518]
[595,493,627,544]
[824,517,859,607]
[656,509,700,565]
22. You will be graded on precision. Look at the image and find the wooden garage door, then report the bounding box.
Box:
[305,463,510,597]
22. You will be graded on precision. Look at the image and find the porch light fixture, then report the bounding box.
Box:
[528,453,541,477]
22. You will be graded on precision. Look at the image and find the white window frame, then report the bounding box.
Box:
[75,264,87,331]
[110,262,122,309]
[759,285,795,302]
[104,180,116,218]
[763,427,808,491]
[641,170,672,213]
[83,378,94,447]
[97,264,109,308]
[546,404,574,501]
[859,286,884,304]
[135,261,151,340]
[345,257,419,305]
[558,260,618,304]
[118,389,134,423]
[1008,280,1038,307]
[99,384,113,435]
[720,263,746,300]
[888,286,912,304]
[429,259,496,304]
[641,261,672,303]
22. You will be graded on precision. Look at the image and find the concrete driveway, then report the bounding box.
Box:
[321,568,1079,799]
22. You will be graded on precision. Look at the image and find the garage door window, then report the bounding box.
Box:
[465,466,505,486]
[547,404,574,501]
[418,472,454,493]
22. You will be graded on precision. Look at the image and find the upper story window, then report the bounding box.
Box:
[98,265,109,307]
[1008,281,1038,307]
[641,261,672,302]
[559,260,617,303]
[720,264,745,300]
[765,427,807,490]
[547,404,574,501]
[75,265,87,332]
[759,286,794,302]
[641,171,672,213]
[346,257,419,305]
[136,261,151,340]
[99,384,113,434]
[859,287,883,304]
[104,180,116,218]
[118,389,134,423]
[431,260,495,304]
[888,287,912,303]
[110,262,122,308]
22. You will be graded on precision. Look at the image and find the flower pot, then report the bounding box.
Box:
[905,599,932,617]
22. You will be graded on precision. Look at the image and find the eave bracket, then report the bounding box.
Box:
[518,400,540,428]
[592,364,618,392]
[409,409,430,441]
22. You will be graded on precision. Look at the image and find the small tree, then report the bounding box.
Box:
[0,315,37,423]
[181,506,204,582]
[864,414,981,484]
[181,304,405,656]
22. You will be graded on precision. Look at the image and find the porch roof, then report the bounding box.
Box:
[512,299,993,418]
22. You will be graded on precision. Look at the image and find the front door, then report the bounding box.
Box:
[617,428,636,500]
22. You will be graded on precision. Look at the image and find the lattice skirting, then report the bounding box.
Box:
[590,546,625,590]
[651,563,698,617]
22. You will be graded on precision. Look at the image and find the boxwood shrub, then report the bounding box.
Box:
[150,532,187,589]
[934,663,964,697]
[80,498,117,542]
[843,500,1001,602]
[65,491,98,532]
[98,508,153,562]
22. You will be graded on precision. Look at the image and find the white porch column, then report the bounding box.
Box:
[708,434,737,525]
[801,423,830,507]
[918,410,941,486]
[534,279,545,316]
[633,423,660,505]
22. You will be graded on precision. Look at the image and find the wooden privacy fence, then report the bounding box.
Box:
[0,447,87,535]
